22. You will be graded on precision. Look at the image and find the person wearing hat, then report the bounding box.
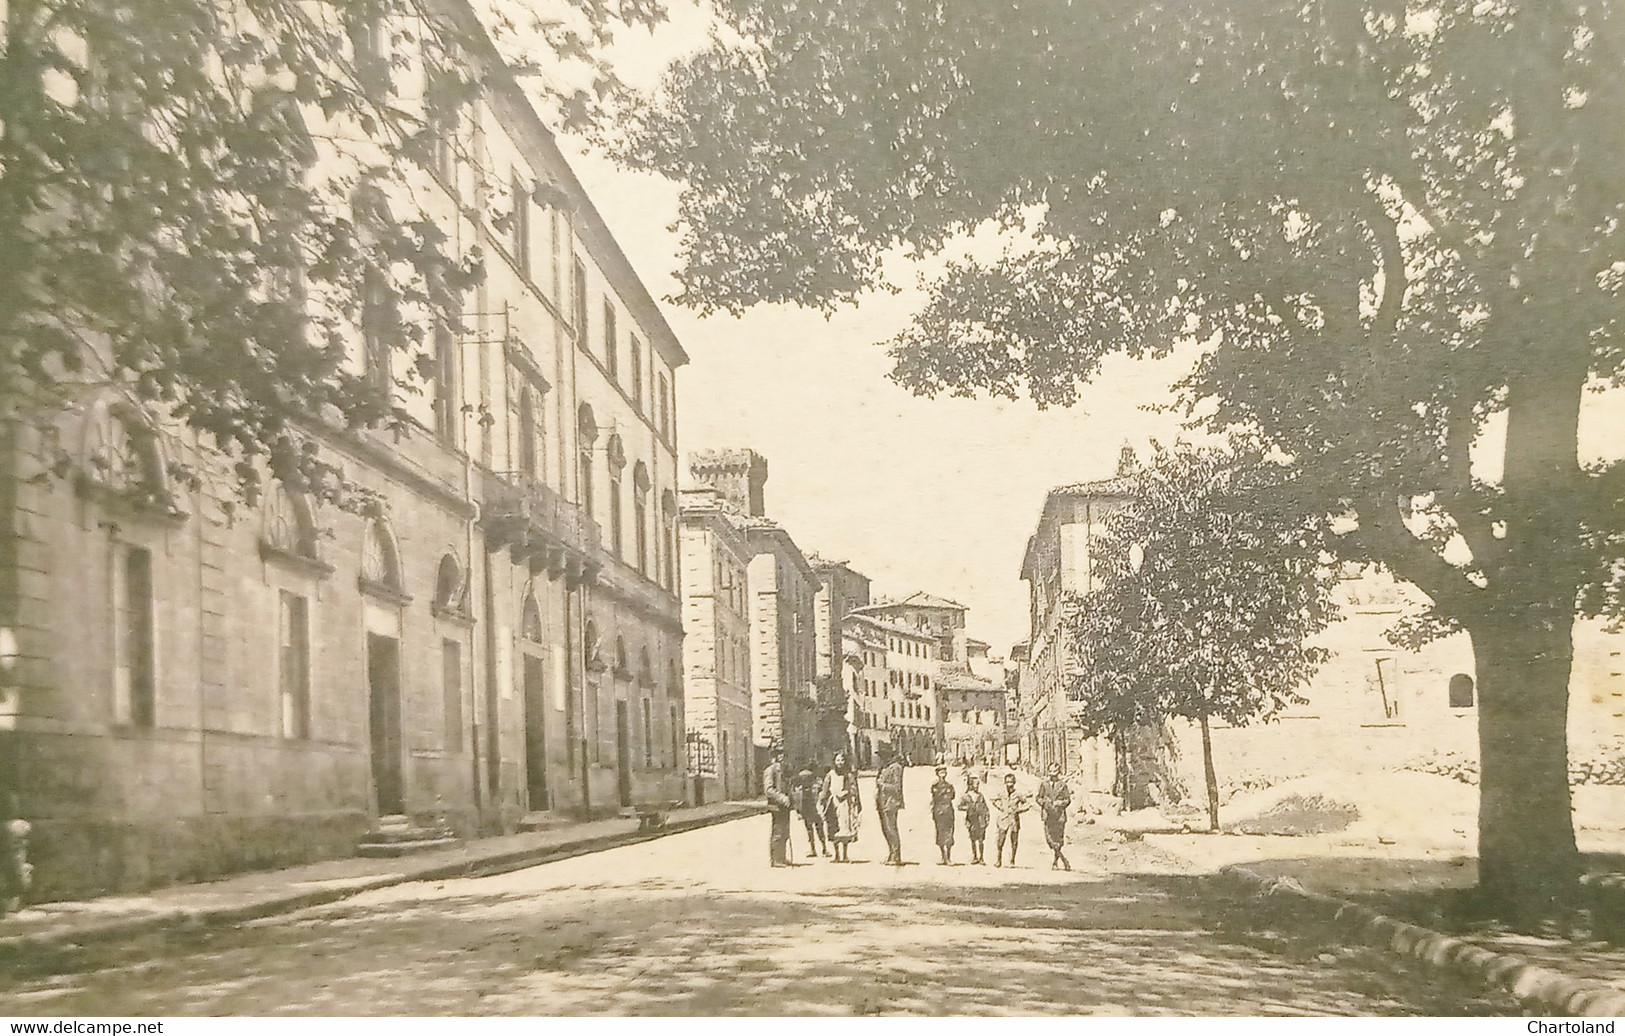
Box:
[874,744,906,865]
[1036,762,1073,871]
[929,765,957,865]
[763,741,793,867]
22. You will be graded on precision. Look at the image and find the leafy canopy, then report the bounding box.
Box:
[1064,442,1339,741]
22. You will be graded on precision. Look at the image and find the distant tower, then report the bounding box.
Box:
[1116,442,1138,477]
[688,449,768,517]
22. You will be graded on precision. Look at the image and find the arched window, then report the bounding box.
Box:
[1449,673,1475,709]
[263,486,320,560]
[518,387,538,479]
[360,517,404,594]
[632,462,651,576]
[668,660,680,699]
[82,401,169,503]
[584,618,603,670]
[577,404,597,513]
[521,591,544,642]
[607,435,626,558]
[638,647,653,687]
[614,636,630,677]
[434,554,465,616]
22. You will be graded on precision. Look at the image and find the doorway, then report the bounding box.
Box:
[367,633,404,815]
[523,653,549,810]
[614,700,632,807]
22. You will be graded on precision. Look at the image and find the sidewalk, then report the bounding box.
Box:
[1136,815,1625,1016]
[0,800,763,966]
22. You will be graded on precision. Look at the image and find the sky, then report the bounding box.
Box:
[534,6,1624,658]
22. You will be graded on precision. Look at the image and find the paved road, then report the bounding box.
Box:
[2,769,1521,1015]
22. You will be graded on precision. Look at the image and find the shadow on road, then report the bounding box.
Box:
[0,866,1522,1016]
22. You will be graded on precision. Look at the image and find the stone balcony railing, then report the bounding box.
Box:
[480,469,601,586]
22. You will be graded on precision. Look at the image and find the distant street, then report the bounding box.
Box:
[2,768,1518,1016]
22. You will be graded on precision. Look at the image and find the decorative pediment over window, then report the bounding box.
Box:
[259,486,330,575]
[433,553,470,621]
[77,400,185,522]
[520,591,544,642]
[359,517,410,604]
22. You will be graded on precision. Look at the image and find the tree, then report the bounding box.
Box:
[1065,443,1338,831]
[622,0,1625,912]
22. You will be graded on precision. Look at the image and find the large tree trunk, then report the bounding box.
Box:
[1470,609,1578,912]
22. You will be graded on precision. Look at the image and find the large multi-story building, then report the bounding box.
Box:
[844,609,940,764]
[1018,465,1136,794]
[677,488,753,801]
[939,668,1008,768]
[811,557,872,759]
[686,451,821,773]
[0,1,689,900]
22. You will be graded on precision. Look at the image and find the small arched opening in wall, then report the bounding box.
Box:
[433,553,468,619]
[360,516,408,604]
[1448,672,1475,709]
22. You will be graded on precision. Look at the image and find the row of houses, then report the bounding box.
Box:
[0,0,692,901]
[1010,448,1625,808]
[677,449,1011,798]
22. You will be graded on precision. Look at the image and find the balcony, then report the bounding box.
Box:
[480,469,602,585]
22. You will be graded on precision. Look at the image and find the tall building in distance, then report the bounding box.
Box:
[677,488,754,801]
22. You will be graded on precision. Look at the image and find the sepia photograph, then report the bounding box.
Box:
[0,0,1622,1019]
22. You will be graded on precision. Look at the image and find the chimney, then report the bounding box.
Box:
[688,449,768,516]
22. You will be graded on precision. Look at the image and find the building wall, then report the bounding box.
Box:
[679,505,753,801]
[1,3,691,899]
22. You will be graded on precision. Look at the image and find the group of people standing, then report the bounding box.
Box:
[763,743,1076,871]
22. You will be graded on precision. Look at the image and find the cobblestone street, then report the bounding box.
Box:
[0,771,1523,1016]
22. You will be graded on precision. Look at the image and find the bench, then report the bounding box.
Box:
[620,800,683,831]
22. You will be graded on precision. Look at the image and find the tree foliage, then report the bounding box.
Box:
[0,0,663,502]
[1064,443,1339,824]
[623,0,1624,906]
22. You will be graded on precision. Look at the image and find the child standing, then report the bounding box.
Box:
[958,774,990,865]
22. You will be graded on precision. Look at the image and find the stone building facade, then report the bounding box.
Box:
[0,1,689,900]
[678,488,754,801]
[811,557,872,760]
[939,668,1008,768]
[843,611,940,765]
[685,451,821,774]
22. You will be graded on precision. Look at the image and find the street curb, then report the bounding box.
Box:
[1218,863,1625,1017]
[0,804,764,971]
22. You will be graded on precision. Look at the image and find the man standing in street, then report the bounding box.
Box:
[1036,763,1073,871]
[875,745,906,865]
[763,742,793,867]
[990,772,1030,868]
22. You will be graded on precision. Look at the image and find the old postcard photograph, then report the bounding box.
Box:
[0,0,1622,1018]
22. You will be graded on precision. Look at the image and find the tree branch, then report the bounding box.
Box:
[1350,494,1482,613]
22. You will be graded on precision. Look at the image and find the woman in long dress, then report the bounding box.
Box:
[823,751,861,862]
[930,765,957,865]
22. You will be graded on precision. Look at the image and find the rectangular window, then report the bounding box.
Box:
[362,269,394,393]
[657,374,670,439]
[115,545,156,727]
[512,174,530,278]
[279,591,311,739]
[432,323,458,444]
[571,259,588,346]
[629,335,644,411]
[610,476,623,557]
[670,704,680,768]
[643,698,653,767]
[603,299,618,379]
[443,638,463,750]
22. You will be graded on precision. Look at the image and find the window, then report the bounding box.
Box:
[115,545,155,727]
[632,463,650,576]
[670,704,681,768]
[629,335,644,411]
[423,62,459,187]
[1449,673,1475,709]
[360,518,404,595]
[603,299,618,379]
[642,698,653,767]
[571,259,588,345]
[442,639,463,750]
[434,554,465,617]
[279,591,310,738]
[432,323,458,443]
[657,373,670,438]
[512,174,530,277]
[362,268,396,394]
[347,11,387,95]
[607,435,625,558]
[662,491,677,589]
[577,404,597,513]
[521,593,544,642]
[263,487,319,561]
[518,387,538,479]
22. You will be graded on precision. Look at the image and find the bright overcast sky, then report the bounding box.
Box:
[541,7,1623,657]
